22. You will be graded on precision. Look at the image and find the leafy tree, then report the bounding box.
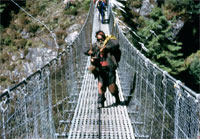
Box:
[185,50,200,86]
[165,0,200,16]
[189,57,200,85]
[0,4,6,13]
[0,4,6,31]
[137,7,185,75]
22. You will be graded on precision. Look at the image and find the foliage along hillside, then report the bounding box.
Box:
[116,0,200,92]
[0,0,90,93]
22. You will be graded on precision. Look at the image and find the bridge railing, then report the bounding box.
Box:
[0,1,94,138]
[1,1,199,138]
[108,3,200,139]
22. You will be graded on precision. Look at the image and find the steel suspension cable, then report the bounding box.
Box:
[10,0,59,49]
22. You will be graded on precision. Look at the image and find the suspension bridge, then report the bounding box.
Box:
[0,1,199,139]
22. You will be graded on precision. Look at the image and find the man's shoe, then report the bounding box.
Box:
[115,97,120,105]
[112,91,120,106]
[98,94,106,108]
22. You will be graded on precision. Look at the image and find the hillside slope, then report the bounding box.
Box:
[0,0,90,93]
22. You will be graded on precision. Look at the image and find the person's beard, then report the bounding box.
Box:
[97,41,104,48]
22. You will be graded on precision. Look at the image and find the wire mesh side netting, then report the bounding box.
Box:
[0,1,199,139]
[0,1,94,138]
[108,4,200,139]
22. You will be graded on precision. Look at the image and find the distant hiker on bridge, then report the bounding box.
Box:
[97,0,106,24]
[84,30,121,107]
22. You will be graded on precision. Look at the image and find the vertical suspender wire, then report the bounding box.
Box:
[161,72,167,139]
[38,72,44,137]
[143,60,149,134]
[150,65,157,137]
[60,54,64,121]
[47,66,55,139]
[38,71,43,138]
[33,78,39,138]
[23,84,29,139]
[61,54,66,124]
[54,60,59,123]
[62,51,68,135]
[2,110,6,139]
[138,55,143,128]
[10,0,59,49]
[58,56,64,120]
[174,82,181,139]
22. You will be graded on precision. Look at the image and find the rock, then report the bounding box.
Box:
[65,31,79,44]
[12,55,18,62]
[20,53,24,59]
[66,24,82,33]
[139,0,154,17]
[25,47,57,72]
[172,19,184,37]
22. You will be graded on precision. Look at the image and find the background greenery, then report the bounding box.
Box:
[0,0,199,92]
[0,0,90,91]
[116,0,200,92]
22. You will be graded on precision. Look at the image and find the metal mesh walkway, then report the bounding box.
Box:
[0,1,199,139]
[68,7,135,138]
[68,57,135,139]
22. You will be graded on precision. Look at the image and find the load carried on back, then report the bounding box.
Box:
[84,32,121,79]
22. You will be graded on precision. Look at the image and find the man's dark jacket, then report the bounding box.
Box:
[84,38,120,73]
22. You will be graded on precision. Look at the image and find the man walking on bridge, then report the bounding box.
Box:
[84,30,121,107]
[97,0,106,24]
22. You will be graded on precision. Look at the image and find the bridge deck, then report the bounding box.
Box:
[68,7,135,139]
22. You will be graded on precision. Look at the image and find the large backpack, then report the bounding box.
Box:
[104,35,121,65]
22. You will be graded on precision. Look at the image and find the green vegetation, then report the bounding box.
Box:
[189,57,200,85]
[185,51,200,86]
[0,0,89,91]
[64,0,90,15]
[118,0,200,91]
[137,7,185,75]
[0,3,6,32]
[15,38,27,49]
[25,23,40,33]
[0,4,6,13]
[127,0,142,8]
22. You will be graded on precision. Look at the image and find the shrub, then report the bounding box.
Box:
[24,48,29,56]
[82,0,90,11]
[137,7,185,75]
[4,37,12,45]
[189,56,200,84]
[55,29,66,39]
[18,13,30,25]
[0,76,7,82]
[57,39,65,46]
[0,52,11,64]
[8,63,16,71]
[127,0,142,8]
[185,51,200,85]
[65,6,78,15]
[0,24,4,33]
[16,38,27,49]
[25,23,40,33]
